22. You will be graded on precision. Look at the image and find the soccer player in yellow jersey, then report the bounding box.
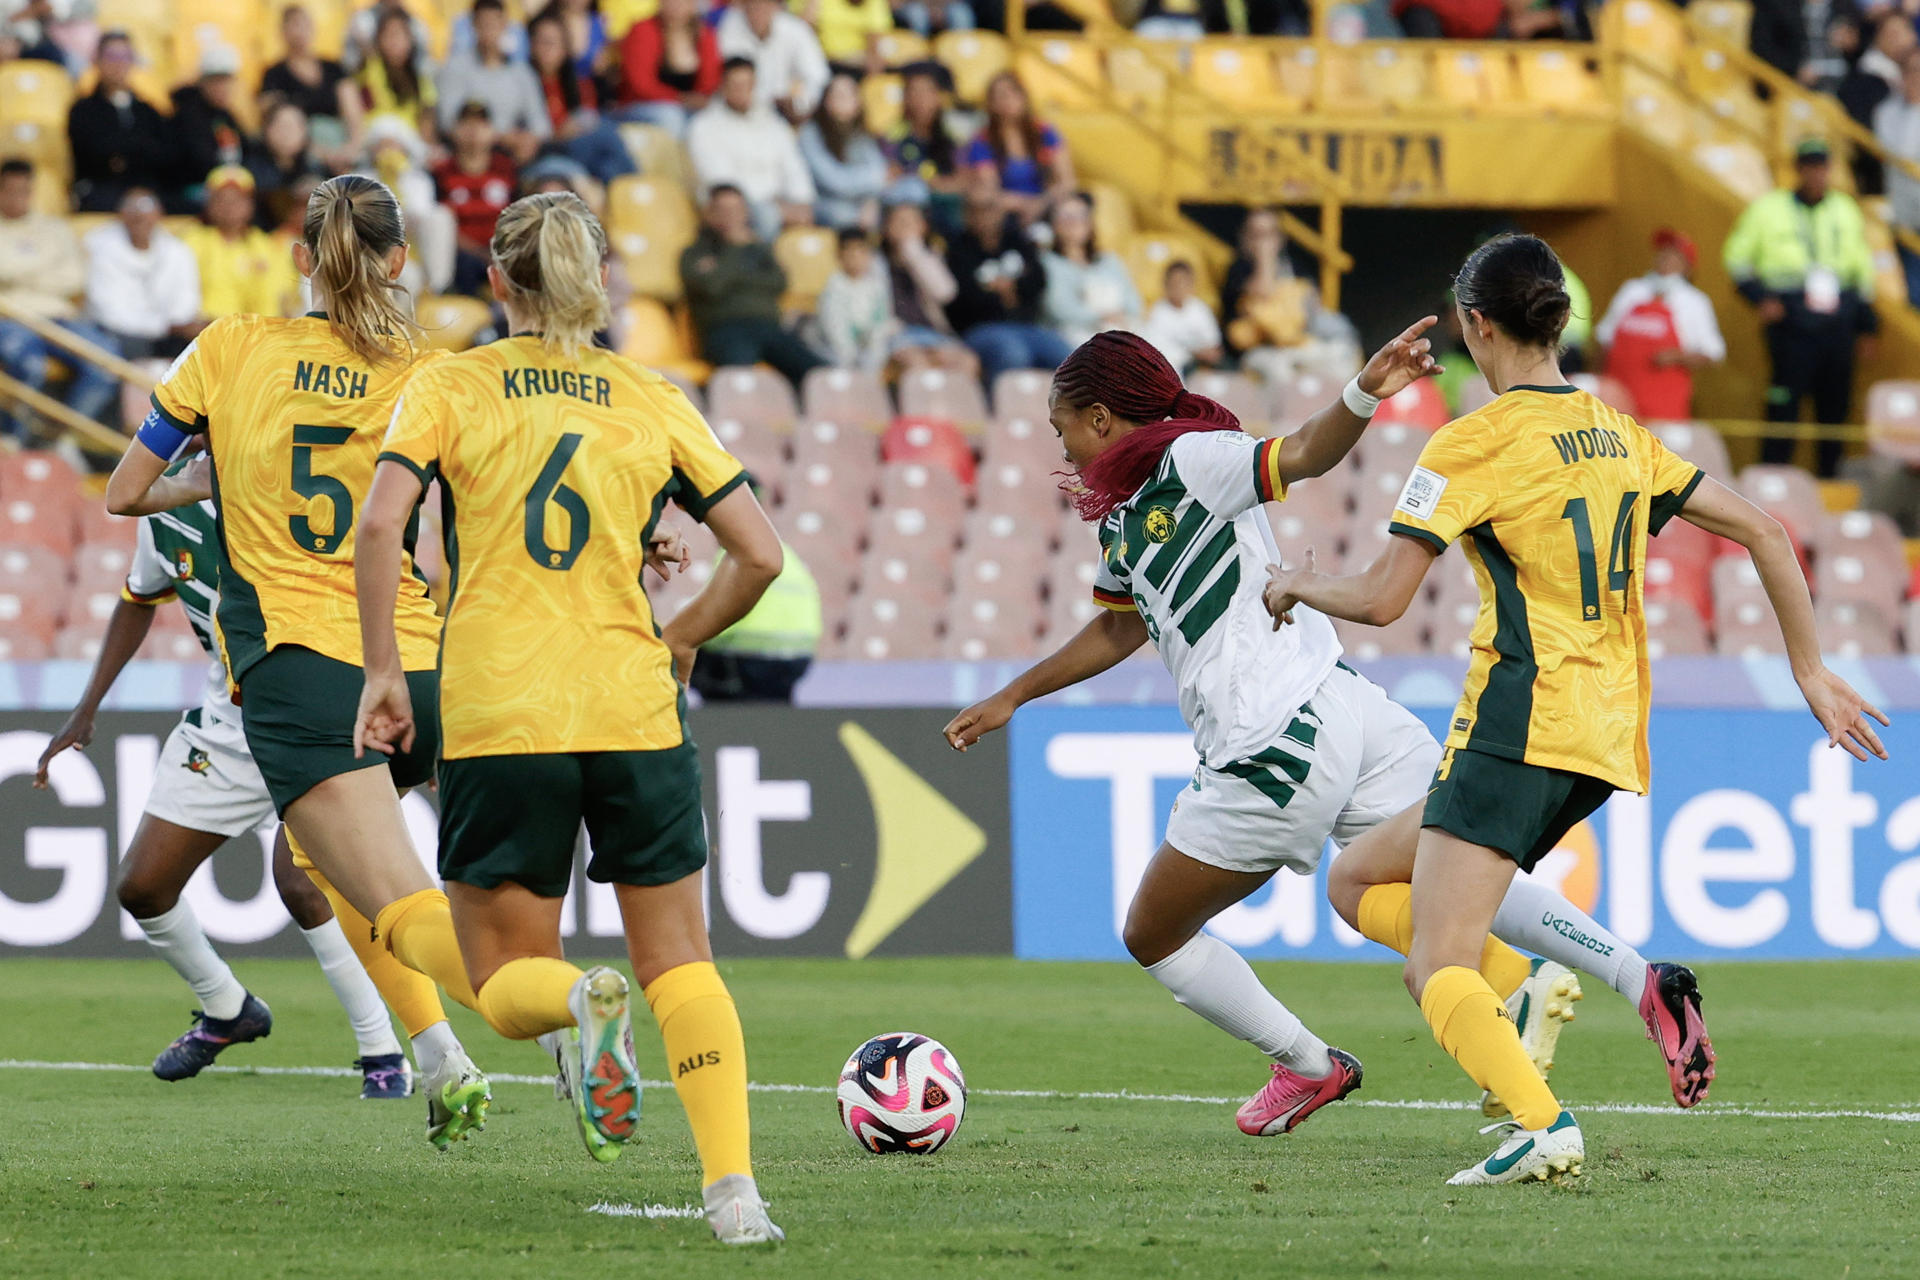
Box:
[353,192,788,1245]
[102,175,495,1150]
[1265,234,1890,1186]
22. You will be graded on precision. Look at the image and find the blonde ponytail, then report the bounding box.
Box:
[490,191,611,361]
[303,174,416,367]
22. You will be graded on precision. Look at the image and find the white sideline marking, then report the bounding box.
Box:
[587,1202,703,1220]
[3,1059,1916,1124]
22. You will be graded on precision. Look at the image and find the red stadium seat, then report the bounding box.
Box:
[0,492,78,555]
[708,418,788,492]
[841,592,941,660]
[1370,378,1448,430]
[881,417,977,487]
[942,592,1044,660]
[1817,599,1899,657]
[71,540,135,592]
[54,624,104,661]
[1041,588,1108,642]
[1185,370,1270,430]
[1426,593,1479,659]
[1809,510,1907,585]
[1570,372,1639,415]
[74,503,140,551]
[790,418,882,488]
[661,370,705,413]
[1814,552,1905,614]
[1333,606,1431,661]
[1738,465,1824,547]
[775,506,863,599]
[878,462,968,526]
[0,542,66,594]
[1645,597,1711,657]
[140,628,208,662]
[991,369,1053,426]
[1266,479,1349,561]
[1351,422,1429,482]
[1651,420,1734,478]
[1714,594,1785,654]
[865,501,962,568]
[1271,372,1339,430]
[972,459,1064,526]
[0,629,51,660]
[0,449,81,504]
[1453,373,1495,415]
[1046,540,1102,603]
[65,580,122,628]
[0,582,61,634]
[982,413,1066,476]
[961,509,1028,559]
[1865,379,1920,465]
[785,455,881,516]
[1907,599,1920,654]
[1337,513,1396,574]
[801,367,893,431]
[705,366,798,432]
[1644,549,1713,623]
[897,368,989,433]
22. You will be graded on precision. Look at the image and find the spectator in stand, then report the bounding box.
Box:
[0,159,120,441]
[680,183,827,386]
[358,6,438,143]
[884,62,965,232]
[245,102,329,233]
[69,31,174,212]
[879,200,977,375]
[1750,0,1812,81]
[185,166,302,319]
[1724,138,1878,476]
[0,15,65,64]
[1140,260,1224,375]
[800,71,889,231]
[964,72,1074,225]
[816,227,895,368]
[438,0,550,164]
[615,0,720,134]
[944,192,1069,383]
[1840,12,1914,127]
[343,1,432,71]
[802,0,893,75]
[1392,0,1566,39]
[1040,190,1140,349]
[83,187,202,359]
[716,0,831,119]
[1595,228,1727,421]
[897,0,976,37]
[548,0,614,84]
[527,9,636,182]
[1877,48,1920,306]
[360,116,456,292]
[172,47,249,205]
[261,5,366,164]
[1221,206,1360,383]
[450,0,527,62]
[686,57,817,240]
[433,100,520,295]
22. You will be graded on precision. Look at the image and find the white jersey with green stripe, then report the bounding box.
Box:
[1091,430,1341,769]
[124,500,238,727]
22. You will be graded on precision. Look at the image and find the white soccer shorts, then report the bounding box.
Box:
[143,711,277,838]
[1164,662,1441,875]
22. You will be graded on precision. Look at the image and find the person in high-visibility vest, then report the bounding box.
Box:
[1723,137,1878,476]
[691,538,823,703]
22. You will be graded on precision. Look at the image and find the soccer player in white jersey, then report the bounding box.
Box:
[945,328,1705,1137]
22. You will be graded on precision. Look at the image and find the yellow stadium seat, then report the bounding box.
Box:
[1691,140,1774,202]
[1698,88,1770,143]
[1015,37,1105,112]
[933,30,1009,107]
[1274,41,1318,106]
[1603,0,1687,77]
[1319,47,1426,112]
[606,174,697,243]
[617,122,694,189]
[1366,45,1430,111]
[416,295,493,350]
[96,0,172,30]
[1686,0,1753,48]
[862,74,904,136]
[613,228,691,302]
[1514,48,1608,115]
[1775,91,1845,156]
[1104,44,1169,114]
[1123,232,1215,308]
[1619,66,1695,150]
[1681,45,1747,100]
[0,121,71,178]
[0,64,75,129]
[1430,49,1510,112]
[775,225,837,312]
[1190,40,1299,113]
[872,29,929,68]
[619,298,710,381]
[1085,180,1136,256]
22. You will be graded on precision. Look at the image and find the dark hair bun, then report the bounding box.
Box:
[1453,233,1573,349]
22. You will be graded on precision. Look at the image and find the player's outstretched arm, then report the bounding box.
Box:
[32,595,158,787]
[1673,475,1889,761]
[1263,535,1438,628]
[944,608,1151,751]
[352,459,428,759]
[661,486,784,685]
[1271,316,1442,484]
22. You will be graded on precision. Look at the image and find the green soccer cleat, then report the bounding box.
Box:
[423,1051,492,1151]
[1483,959,1582,1119]
[559,966,642,1164]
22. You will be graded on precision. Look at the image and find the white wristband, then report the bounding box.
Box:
[1342,375,1382,419]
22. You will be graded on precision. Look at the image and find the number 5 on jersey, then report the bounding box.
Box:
[526,432,591,570]
[289,424,355,554]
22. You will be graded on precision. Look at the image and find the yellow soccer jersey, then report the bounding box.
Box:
[1387,385,1703,793]
[379,336,748,759]
[148,312,446,682]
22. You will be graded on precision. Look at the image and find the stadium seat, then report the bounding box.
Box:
[0,629,51,660]
[1270,372,1338,430]
[1266,477,1348,565]
[1645,597,1712,657]
[1432,49,1519,113]
[1817,600,1899,657]
[1644,548,1714,623]
[0,63,74,128]
[617,123,695,190]
[618,298,706,379]
[1569,373,1638,415]
[878,461,968,526]
[1103,44,1169,114]
[1691,140,1775,202]
[1045,537,1100,598]
[1687,0,1754,46]
[972,459,1063,525]
[961,509,1027,560]
[1813,551,1905,615]
[774,226,837,313]
[0,584,62,637]
[1810,509,1907,582]
[1681,44,1746,100]
[859,544,952,607]
[707,366,798,432]
[803,367,893,430]
[991,368,1053,426]
[1651,420,1734,477]
[606,174,697,244]
[1618,67,1696,151]
[898,367,989,433]
[941,592,1044,661]
[933,30,1011,107]
[1371,379,1448,430]
[785,455,878,515]
[1338,513,1395,574]
[1604,0,1687,75]
[54,624,105,661]
[881,417,976,487]
[0,544,65,596]
[70,540,134,592]
[1738,464,1825,546]
[1041,588,1106,643]
[1123,232,1215,308]
[1189,40,1298,114]
[1713,597,1787,655]
[790,419,882,492]
[708,418,787,492]
[982,413,1063,473]
[1514,48,1608,115]
[0,449,81,505]
[1334,607,1431,661]
[1352,422,1428,486]
[416,295,492,351]
[1865,380,1920,465]
[141,628,208,663]
[840,592,941,660]
[1015,37,1104,112]
[1185,370,1269,430]
[872,29,929,68]
[65,580,121,627]
[775,505,863,598]
[1322,45,1429,114]
[0,493,76,556]
[860,74,904,136]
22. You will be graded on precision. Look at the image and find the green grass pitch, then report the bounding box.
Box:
[3,957,1917,1278]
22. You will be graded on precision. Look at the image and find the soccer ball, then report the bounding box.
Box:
[835,1032,967,1154]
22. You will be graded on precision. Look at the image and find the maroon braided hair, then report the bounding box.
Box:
[1055,331,1241,522]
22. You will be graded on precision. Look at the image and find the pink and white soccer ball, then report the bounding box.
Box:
[836,1032,967,1154]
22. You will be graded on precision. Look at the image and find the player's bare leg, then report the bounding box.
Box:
[1126,844,1360,1135]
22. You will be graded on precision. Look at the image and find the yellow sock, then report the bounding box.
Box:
[301,858,447,1037]
[644,961,752,1186]
[1420,965,1561,1130]
[373,889,480,1014]
[476,956,583,1040]
[1356,883,1532,1001]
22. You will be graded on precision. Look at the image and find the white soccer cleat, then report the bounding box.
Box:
[563,966,642,1164]
[704,1174,785,1245]
[1448,1110,1584,1186]
[1483,960,1583,1119]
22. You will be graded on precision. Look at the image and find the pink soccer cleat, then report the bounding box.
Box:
[1234,1047,1363,1136]
[1639,962,1716,1107]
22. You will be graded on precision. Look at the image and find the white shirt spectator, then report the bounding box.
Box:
[1595,272,1726,362]
[83,221,200,340]
[1141,296,1224,372]
[686,99,817,207]
[436,53,551,138]
[716,6,830,116]
[1876,93,1920,233]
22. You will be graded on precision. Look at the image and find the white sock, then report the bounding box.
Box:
[411,1020,459,1079]
[135,900,248,1020]
[300,921,403,1058]
[1494,878,1649,1006]
[1143,933,1330,1077]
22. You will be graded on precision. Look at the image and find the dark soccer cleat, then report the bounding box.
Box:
[357,1053,413,1100]
[152,993,273,1081]
[1639,962,1716,1107]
